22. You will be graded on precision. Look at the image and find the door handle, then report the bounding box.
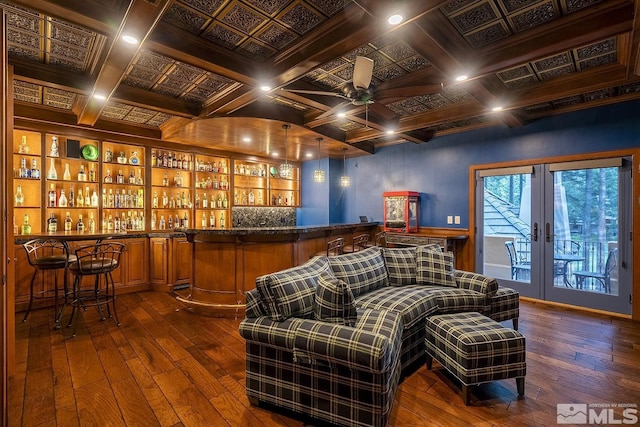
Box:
[545,222,552,242]
[532,223,538,242]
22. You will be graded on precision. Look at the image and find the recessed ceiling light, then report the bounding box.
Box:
[272,151,279,157]
[455,75,469,82]
[388,14,403,25]
[492,106,504,112]
[337,112,346,118]
[242,136,251,143]
[306,152,313,158]
[93,93,107,101]
[386,130,395,135]
[122,35,138,45]
[260,85,272,92]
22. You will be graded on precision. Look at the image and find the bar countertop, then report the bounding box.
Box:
[178,222,380,236]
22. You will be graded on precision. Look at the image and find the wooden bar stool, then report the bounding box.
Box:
[315,237,345,257]
[343,234,369,253]
[67,241,124,337]
[22,239,77,329]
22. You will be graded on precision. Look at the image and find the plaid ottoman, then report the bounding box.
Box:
[488,287,520,330]
[425,312,526,405]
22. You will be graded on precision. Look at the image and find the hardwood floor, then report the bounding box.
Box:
[9,291,640,426]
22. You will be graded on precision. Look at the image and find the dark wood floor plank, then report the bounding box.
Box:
[126,358,181,427]
[10,292,640,427]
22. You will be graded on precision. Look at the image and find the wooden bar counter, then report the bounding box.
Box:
[178,222,379,314]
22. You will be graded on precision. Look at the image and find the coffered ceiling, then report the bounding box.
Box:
[3,0,640,160]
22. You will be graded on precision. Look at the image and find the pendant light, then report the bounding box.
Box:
[279,124,293,179]
[313,137,325,183]
[340,147,350,187]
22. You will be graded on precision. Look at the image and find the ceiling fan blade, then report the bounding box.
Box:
[376,83,443,100]
[369,102,398,123]
[281,88,349,99]
[353,56,374,90]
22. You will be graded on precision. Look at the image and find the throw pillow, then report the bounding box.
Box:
[382,247,417,286]
[314,273,357,327]
[416,249,456,287]
[328,246,388,298]
[258,256,330,321]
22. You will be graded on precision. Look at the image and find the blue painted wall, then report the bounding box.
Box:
[300,99,640,226]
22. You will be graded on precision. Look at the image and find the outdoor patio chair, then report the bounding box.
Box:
[573,248,617,293]
[505,241,531,281]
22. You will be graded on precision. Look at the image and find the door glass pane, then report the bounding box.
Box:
[552,168,619,295]
[482,174,531,284]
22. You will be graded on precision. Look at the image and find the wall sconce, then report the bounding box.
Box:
[313,137,325,183]
[340,147,350,187]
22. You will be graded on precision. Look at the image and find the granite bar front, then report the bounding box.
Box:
[178,222,379,313]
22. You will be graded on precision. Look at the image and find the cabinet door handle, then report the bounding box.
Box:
[532,223,538,242]
[545,222,553,242]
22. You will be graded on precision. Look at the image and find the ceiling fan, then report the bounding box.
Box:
[282,56,444,126]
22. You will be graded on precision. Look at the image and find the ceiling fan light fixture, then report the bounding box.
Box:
[388,13,403,25]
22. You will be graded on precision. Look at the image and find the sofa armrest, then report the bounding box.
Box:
[239,316,305,351]
[293,309,403,374]
[454,270,498,299]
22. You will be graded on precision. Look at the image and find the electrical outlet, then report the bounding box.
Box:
[454,216,461,225]
[447,216,453,224]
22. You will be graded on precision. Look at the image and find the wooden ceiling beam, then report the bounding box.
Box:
[76,0,172,126]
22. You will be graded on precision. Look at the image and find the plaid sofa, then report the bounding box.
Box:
[239,246,517,427]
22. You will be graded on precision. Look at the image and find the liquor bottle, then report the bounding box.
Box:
[58,189,68,207]
[20,157,30,178]
[47,213,57,233]
[202,193,208,209]
[108,189,114,208]
[107,215,114,231]
[209,211,215,228]
[166,152,172,168]
[156,150,163,168]
[151,149,156,167]
[50,136,59,157]
[152,191,158,208]
[47,158,57,180]
[78,164,87,182]
[76,214,84,232]
[84,187,90,206]
[21,214,32,235]
[159,215,165,230]
[195,193,201,209]
[114,214,120,232]
[18,135,29,154]
[128,170,135,184]
[162,191,168,208]
[167,215,173,229]
[129,151,140,165]
[201,213,207,228]
[182,154,188,170]
[117,151,127,164]
[135,169,143,185]
[223,193,228,208]
[104,169,113,183]
[14,185,24,206]
[48,184,57,207]
[116,170,124,184]
[13,216,18,235]
[219,212,225,229]
[151,212,156,230]
[64,212,72,232]
[76,187,84,207]
[31,158,40,179]
[258,191,263,205]
[172,152,177,169]
[91,190,99,207]
[69,185,75,208]
[182,212,189,228]
[87,212,95,233]
[89,163,96,182]
[162,172,169,186]
[105,146,113,162]
[63,163,71,180]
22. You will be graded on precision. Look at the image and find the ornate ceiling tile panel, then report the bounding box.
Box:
[338,120,365,132]
[502,75,539,88]
[202,23,247,50]
[497,64,535,82]
[121,76,152,90]
[314,73,345,89]
[236,38,277,61]
[219,2,267,34]
[561,0,602,13]
[574,37,616,61]
[525,102,554,113]
[533,52,572,72]
[179,0,226,15]
[386,103,407,115]
[368,51,393,70]
[255,22,297,50]
[372,64,407,82]
[397,55,431,72]
[13,80,42,104]
[244,0,291,16]
[102,102,133,120]
[441,0,483,16]
[448,1,502,34]
[507,0,558,33]
[8,45,41,62]
[538,64,574,81]
[379,41,418,62]
[7,28,41,50]
[417,93,453,109]
[583,87,615,102]
[134,51,174,73]
[147,112,173,127]
[552,94,583,107]
[464,20,510,48]
[342,45,375,62]
[49,19,94,49]
[618,82,640,95]
[442,85,473,103]
[162,3,209,35]
[43,87,76,110]
[170,63,206,82]
[577,53,616,71]
[278,1,325,36]
[320,57,348,73]
[333,65,354,81]
[48,56,84,73]
[308,0,349,16]
[123,107,157,124]
[497,0,545,14]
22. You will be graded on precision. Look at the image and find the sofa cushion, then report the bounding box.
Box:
[382,247,417,286]
[256,256,330,321]
[329,246,388,298]
[314,273,357,327]
[416,249,456,287]
[355,285,440,329]
[239,316,305,351]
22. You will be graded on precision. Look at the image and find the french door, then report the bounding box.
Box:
[476,157,632,315]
